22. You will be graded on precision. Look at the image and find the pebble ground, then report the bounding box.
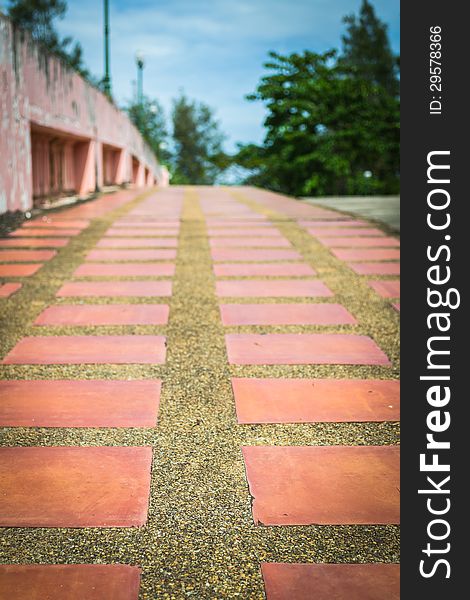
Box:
[0,186,399,599]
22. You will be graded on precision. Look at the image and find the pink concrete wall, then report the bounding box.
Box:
[0,16,168,214]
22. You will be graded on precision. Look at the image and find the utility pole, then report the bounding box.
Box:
[103,0,112,96]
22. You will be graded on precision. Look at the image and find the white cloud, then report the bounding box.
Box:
[58,0,399,151]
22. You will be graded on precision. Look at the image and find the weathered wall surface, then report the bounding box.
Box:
[0,15,166,214]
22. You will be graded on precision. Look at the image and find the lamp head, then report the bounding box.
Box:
[135,51,145,69]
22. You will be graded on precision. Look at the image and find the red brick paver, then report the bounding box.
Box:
[57,281,172,297]
[211,249,301,262]
[242,445,400,524]
[87,249,177,261]
[321,236,400,248]
[34,304,169,326]
[332,249,400,262]
[0,264,43,276]
[312,227,385,237]
[206,220,269,227]
[0,250,56,262]
[0,283,22,298]
[0,380,161,427]
[226,334,390,365]
[9,228,81,237]
[207,228,281,237]
[22,219,89,229]
[209,237,291,248]
[214,263,316,277]
[216,280,332,298]
[349,263,400,275]
[232,378,399,423]
[220,304,356,326]
[105,228,179,237]
[299,219,369,227]
[2,335,166,364]
[113,220,180,228]
[0,564,141,600]
[96,238,178,248]
[261,563,399,600]
[74,263,175,277]
[0,238,69,248]
[0,447,152,527]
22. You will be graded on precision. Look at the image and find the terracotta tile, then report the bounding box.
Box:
[211,249,301,262]
[0,238,69,248]
[332,249,400,261]
[321,236,400,248]
[220,303,355,326]
[392,303,400,312]
[57,281,172,297]
[311,227,385,237]
[0,380,161,427]
[0,447,152,526]
[113,220,180,228]
[87,249,177,261]
[225,334,390,365]
[367,280,400,298]
[207,220,270,227]
[209,237,290,248]
[242,445,400,524]
[23,219,89,228]
[105,228,179,236]
[96,238,178,248]
[0,264,43,276]
[299,219,369,227]
[9,228,81,237]
[208,228,281,236]
[261,563,399,600]
[207,220,270,229]
[214,263,316,277]
[0,283,22,298]
[1,335,166,364]
[0,564,141,600]
[74,263,175,277]
[0,250,56,262]
[35,304,169,326]
[205,213,268,219]
[232,378,399,423]
[349,263,400,276]
[216,280,331,297]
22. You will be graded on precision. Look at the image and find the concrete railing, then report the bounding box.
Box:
[0,14,168,214]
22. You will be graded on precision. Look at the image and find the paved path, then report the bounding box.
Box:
[303,195,400,232]
[0,186,400,599]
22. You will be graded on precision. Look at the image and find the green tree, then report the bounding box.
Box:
[127,96,170,164]
[8,0,89,78]
[340,0,399,96]
[171,93,229,184]
[235,2,399,196]
[8,0,66,46]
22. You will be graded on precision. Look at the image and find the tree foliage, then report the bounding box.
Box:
[170,93,229,184]
[127,96,170,164]
[341,0,399,96]
[235,1,399,196]
[8,0,90,78]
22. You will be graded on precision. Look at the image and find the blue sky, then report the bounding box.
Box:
[55,0,399,152]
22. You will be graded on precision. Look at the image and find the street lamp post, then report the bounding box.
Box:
[103,0,112,96]
[136,51,144,106]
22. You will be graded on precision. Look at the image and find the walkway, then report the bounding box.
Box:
[0,186,400,599]
[303,195,400,233]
